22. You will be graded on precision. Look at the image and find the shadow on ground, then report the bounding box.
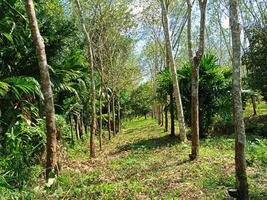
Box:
[115,134,181,153]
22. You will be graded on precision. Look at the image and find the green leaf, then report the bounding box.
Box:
[2,33,13,43]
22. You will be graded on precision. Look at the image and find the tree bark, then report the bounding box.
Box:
[112,93,116,136]
[161,0,187,142]
[187,0,194,65]
[158,105,161,125]
[252,96,257,116]
[190,0,207,160]
[230,0,249,199]
[161,105,164,127]
[70,115,74,144]
[170,92,175,137]
[107,98,111,140]
[98,60,104,150]
[25,0,58,179]
[117,95,121,133]
[74,0,96,158]
[164,106,168,132]
[99,91,102,150]
[74,114,80,140]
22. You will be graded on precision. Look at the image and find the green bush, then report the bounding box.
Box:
[0,119,46,188]
[178,54,232,136]
[55,114,71,141]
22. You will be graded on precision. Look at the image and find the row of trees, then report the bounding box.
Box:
[135,0,266,199]
[0,0,141,186]
[1,0,266,199]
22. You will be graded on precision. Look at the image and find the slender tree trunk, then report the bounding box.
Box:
[161,0,187,142]
[25,0,58,179]
[79,114,83,139]
[74,0,96,158]
[112,94,116,136]
[99,92,102,150]
[230,0,249,199]
[161,105,164,127]
[117,95,121,133]
[187,0,193,65]
[252,96,257,116]
[190,0,207,160]
[69,116,74,144]
[107,98,111,140]
[158,105,161,125]
[74,114,80,140]
[164,107,168,132]
[170,92,175,137]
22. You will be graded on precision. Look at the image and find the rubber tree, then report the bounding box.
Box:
[160,0,187,142]
[190,0,207,160]
[230,0,249,199]
[74,0,96,158]
[25,0,58,179]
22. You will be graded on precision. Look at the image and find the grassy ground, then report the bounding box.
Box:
[10,118,266,200]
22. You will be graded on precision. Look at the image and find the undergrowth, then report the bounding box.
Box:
[0,118,266,199]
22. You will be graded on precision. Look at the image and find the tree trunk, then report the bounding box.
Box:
[252,96,257,116]
[69,116,74,144]
[117,95,121,133]
[79,114,83,139]
[107,98,111,140]
[190,0,207,160]
[74,0,96,158]
[190,57,200,160]
[170,92,175,137]
[112,94,116,136]
[187,0,193,65]
[158,105,161,125]
[99,92,102,150]
[25,0,58,179]
[230,0,249,199]
[74,114,80,140]
[164,107,168,132]
[161,0,187,142]
[161,105,164,127]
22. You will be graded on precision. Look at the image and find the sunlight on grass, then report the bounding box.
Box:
[4,117,266,199]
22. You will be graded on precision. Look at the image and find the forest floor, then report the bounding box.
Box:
[19,117,267,200]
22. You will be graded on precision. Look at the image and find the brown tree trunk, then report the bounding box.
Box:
[170,92,175,137]
[117,95,121,133]
[190,0,207,160]
[74,114,80,140]
[74,0,96,158]
[164,107,168,132]
[230,0,249,199]
[161,105,164,127]
[112,94,116,136]
[158,105,161,125]
[70,116,74,144]
[161,0,187,142]
[99,92,102,150]
[80,113,84,139]
[252,96,257,116]
[107,98,111,140]
[190,57,200,160]
[187,0,194,65]
[25,0,58,179]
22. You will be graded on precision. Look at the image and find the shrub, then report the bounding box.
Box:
[0,119,46,188]
[178,54,232,136]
